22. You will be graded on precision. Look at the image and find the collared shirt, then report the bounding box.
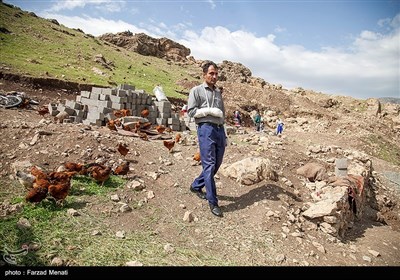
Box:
[187,82,225,125]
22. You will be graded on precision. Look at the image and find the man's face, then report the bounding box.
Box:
[204,65,218,87]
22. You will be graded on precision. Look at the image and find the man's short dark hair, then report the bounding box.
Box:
[202,61,218,73]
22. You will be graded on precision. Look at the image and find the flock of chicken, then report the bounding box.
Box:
[21,108,201,205]
[21,159,131,205]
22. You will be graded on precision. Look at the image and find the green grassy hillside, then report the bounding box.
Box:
[0,2,197,99]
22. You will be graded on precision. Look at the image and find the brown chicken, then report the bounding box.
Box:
[19,98,31,109]
[193,151,201,162]
[113,109,131,118]
[121,109,131,117]
[32,178,50,191]
[132,121,141,133]
[141,107,150,118]
[48,171,77,184]
[155,125,166,134]
[48,182,71,203]
[138,132,148,141]
[37,106,49,116]
[30,166,48,180]
[106,120,117,131]
[175,133,182,143]
[122,124,131,131]
[64,162,84,173]
[141,122,152,130]
[113,161,130,176]
[163,140,175,153]
[90,166,112,186]
[25,185,48,203]
[117,143,129,157]
[165,127,172,133]
[114,119,122,127]
[26,178,50,203]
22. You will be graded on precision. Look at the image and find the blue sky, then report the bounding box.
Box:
[5,0,400,99]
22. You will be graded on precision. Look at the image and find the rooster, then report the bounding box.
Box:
[163,140,175,153]
[117,143,129,157]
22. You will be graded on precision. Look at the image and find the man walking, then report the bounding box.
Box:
[187,61,226,217]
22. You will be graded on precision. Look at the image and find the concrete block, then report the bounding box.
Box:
[118,84,135,91]
[99,94,110,101]
[158,112,171,118]
[168,118,180,125]
[102,88,114,95]
[80,91,91,98]
[65,100,82,110]
[97,100,111,108]
[90,92,100,100]
[111,102,125,110]
[91,87,103,94]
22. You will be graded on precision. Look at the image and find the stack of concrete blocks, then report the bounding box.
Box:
[154,100,186,131]
[47,101,85,123]
[50,84,186,131]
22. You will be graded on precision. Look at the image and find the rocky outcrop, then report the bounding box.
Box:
[98,31,190,62]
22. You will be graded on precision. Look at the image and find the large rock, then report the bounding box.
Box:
[98,32,190,62]
[219,157,278,185]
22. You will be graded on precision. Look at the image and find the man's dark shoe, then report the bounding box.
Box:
[190,186,206,200]
[209,204,223,217]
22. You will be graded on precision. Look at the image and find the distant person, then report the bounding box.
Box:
[181,104,188,114]
[180,104,188,119]
[253,109,261,131]
[234,110,241,126]
[276,118,284,136]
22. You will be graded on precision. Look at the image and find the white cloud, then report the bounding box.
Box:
[179,24,399,99]
[274,26,286,33]
[207,0,216,10]
[48,0,126,13]
[48,0,86,11]
[40,12,149,36]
